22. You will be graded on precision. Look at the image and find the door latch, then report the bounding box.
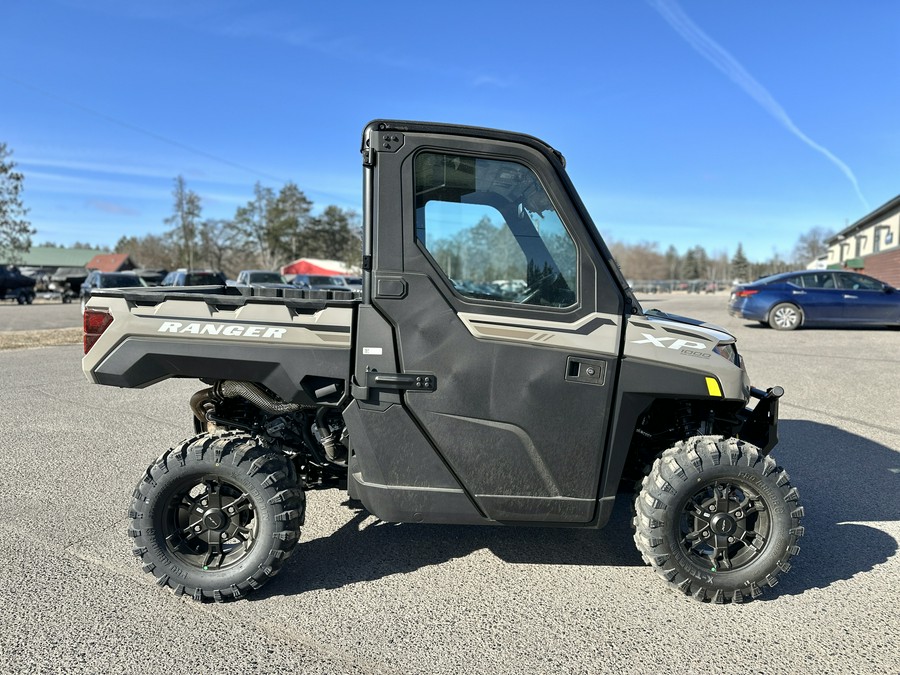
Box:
[565,357,607,386]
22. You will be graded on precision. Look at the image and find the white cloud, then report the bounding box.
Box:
[86,200,140,216]
[649,0,869,211]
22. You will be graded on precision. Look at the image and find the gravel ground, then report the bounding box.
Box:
[0,327,82,350]
[0,294,897,673]
[0,300,83,349]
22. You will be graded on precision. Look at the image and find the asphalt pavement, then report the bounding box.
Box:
[0,300,81,331]
[0,295,897,673]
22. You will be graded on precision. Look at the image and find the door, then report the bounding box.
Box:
[835,272,898,323]
[358,125,625,524]
[795,272,845,323]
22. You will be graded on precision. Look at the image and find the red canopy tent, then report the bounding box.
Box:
[280,258,356,276]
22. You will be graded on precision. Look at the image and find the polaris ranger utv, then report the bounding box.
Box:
[82,120,803,604]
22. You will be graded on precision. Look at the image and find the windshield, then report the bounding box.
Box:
[250,272,286,283]
[100,274,145,288]
[185,273,223,285]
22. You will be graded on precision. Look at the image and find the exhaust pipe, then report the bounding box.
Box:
[214,380,303,415]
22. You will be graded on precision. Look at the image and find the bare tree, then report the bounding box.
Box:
[234,182,278,269]
[792,226,833,265]
[164,176,202,268]
[198,219,244,276]
[608,240,667,281]
[115,234,178,269]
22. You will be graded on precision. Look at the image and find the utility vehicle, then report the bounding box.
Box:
[83,120,803,604]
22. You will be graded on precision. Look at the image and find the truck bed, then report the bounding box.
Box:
[82,285,358,406]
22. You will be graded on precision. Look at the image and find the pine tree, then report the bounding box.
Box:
[0,143,35,265]
[302,206,362,267]
[731,243,750,283]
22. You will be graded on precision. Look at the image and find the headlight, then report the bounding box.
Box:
[712,342,741,366]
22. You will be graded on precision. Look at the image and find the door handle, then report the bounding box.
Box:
[792,290,806,295]
[369,368,436,391]
[350,368,437,400]
[843,294,857,299]
[565,357,607,385]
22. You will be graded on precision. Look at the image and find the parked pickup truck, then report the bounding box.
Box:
[0,265,37,304]
[82,120,803,604]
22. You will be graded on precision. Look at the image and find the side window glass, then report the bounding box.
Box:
[837,273,881,291]
[802,273,836,289]
[414,152,577,308]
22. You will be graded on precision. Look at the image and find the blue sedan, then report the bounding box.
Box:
[728,270,900,330]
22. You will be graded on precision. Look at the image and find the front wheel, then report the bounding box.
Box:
[128,432,304,602]
[768,303,802,330]
[634,436,803,603]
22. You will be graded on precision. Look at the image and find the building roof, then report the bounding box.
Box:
[827,194,900,244]
[10,246,99,268]
[87,253,135,272]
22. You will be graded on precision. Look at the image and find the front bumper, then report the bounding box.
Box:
[736,386,783,454]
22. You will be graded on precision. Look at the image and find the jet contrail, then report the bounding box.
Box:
[649,0,869,210]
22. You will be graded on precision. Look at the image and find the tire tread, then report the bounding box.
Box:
[128,431,304,603]
[633,436,803,604]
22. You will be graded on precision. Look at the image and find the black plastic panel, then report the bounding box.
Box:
[347,472,485,525]
[476,495,595,522]
[344,401,486,524]
[343,401,463,489]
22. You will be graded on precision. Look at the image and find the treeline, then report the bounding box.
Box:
[609,226,833,283]
[116,176,361,277]
[34,241,109,251]
[427,215,577,283]
[26,168,832,285]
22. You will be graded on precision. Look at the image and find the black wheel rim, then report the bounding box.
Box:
[679,480,771,573]
[164,476,258,571]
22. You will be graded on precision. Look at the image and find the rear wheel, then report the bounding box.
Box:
[768,303,802,330]
[129,432,304,602]
[634,436,803,603]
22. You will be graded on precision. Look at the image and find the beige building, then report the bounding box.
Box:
[825,195,900,287]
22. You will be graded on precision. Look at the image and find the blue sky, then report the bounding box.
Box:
[3,0,899,262]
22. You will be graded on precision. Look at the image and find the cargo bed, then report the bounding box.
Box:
[83,285,358,406]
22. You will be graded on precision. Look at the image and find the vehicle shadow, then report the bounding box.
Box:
[256,498,642,599]
[762,420,899,599]
[742,321,897,331]
[255,420,898,601]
